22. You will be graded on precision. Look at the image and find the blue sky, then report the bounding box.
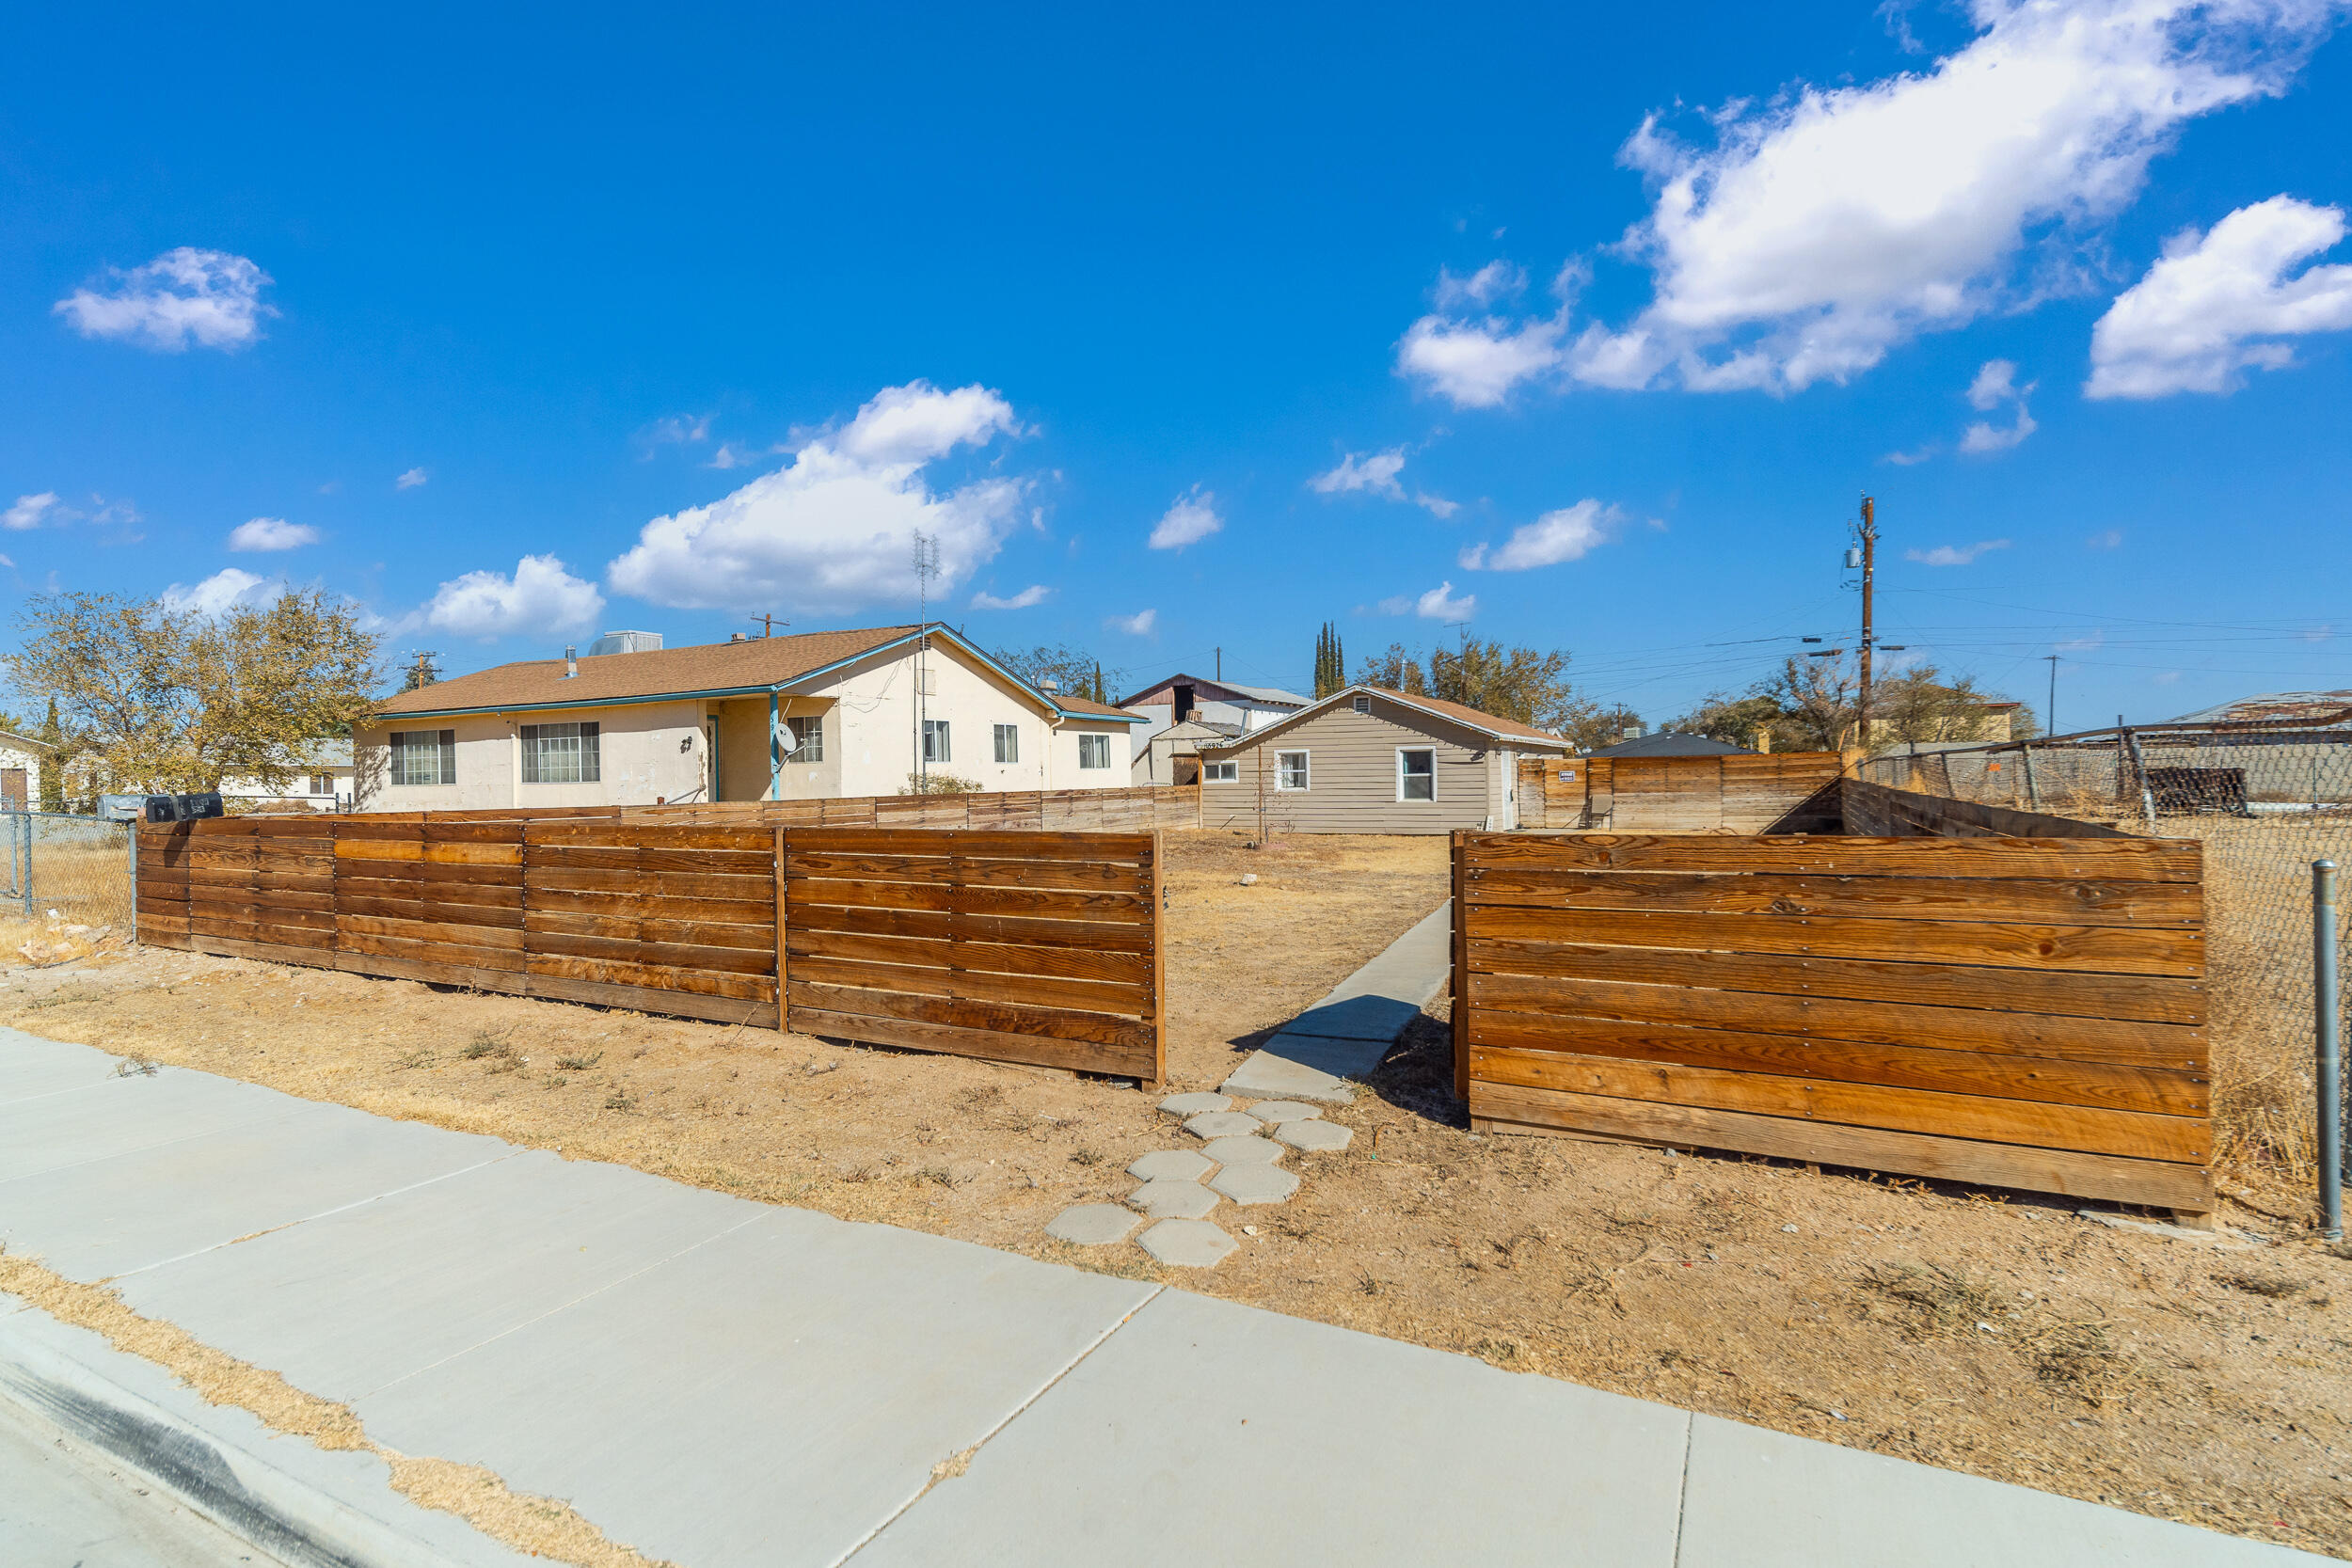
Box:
[4,1,2350,731]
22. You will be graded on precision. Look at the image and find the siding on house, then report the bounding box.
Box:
[1198,694,1539,832]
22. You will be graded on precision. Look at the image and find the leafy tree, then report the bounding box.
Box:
[1355,638,1596,737]
[993,642,1121,704]
[1688,657,2033,752]
[1666,690,1787,751]
[1353,641,1430,695]
[4,589,380,795]
[900,770,985,794]
[38,698,65,811]
[1312,622,1346,698]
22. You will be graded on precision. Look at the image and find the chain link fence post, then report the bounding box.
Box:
[2318,859,2343,1242]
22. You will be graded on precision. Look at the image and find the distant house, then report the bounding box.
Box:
[0,729,51,812]
[2164,689,2352,726]
[219,741,357,813]
[1582,731,1754,758]
[1131,718,1243,787]
[355,623,1146,812]
[1194,685,1572,833]
[1120,673,1306,740]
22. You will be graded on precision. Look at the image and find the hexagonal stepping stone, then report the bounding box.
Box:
[1126,1148,1216,1183]
[1242,1100,1324,1125]
[1157,1091,1232,1117]
[1208,1163,1299,1205]
[1200,1134,1285,1166]
[1126,1180,1221,1219]
[1273,1119,1353,1153]
[1045,1204,1140,1246]
[1183,1111,1262,1140]
[1138,1218,1238,1268]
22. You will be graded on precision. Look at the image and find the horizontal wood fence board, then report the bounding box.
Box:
[1469,971,2204,1071]
[782,927,1152,987]
[522,910,773,951]
[1464,903,2202,977]
[782,851,1147,894]
[785,828,1154,861]
[1466,1009,2205,1116]
[340,893,527,928]
[1460,868,2201,927]
[335,839,523,867]
[785,979,1153,1051]
[1470,1045,2206,1163]
[339,911,527,951]
[787,1005,1154,1079]
[783,876,1146,921]
[524,953,771,1002]
[521,888,772,925]
[341,929,528,974]
[524,926,774,975]
[1470,1082,2212,1211]
[1454,816,2210,1211]
[1468,833,2201,881]
[787,951,1148,1017]
[783,901,1154,953]
[521,866,771,900]
[335,859,526,889]
[1468,939,2204,1025]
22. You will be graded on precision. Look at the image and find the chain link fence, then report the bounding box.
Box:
[1860,723,2352,1197]
[0,812,135,947]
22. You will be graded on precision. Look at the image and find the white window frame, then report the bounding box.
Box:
[1396,747,1436,803]
[1076,732,1110,769]
[520,721,601,784]
[1202,760,1237,783]
[993,723,1019,764]
[1352,695,1371,714]
[923,719,951,763]
[390,730,455,787]
[787,715,824,763]
[1276,750,1310,791]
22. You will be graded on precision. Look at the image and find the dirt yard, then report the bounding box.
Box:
[4,829,2347,1559]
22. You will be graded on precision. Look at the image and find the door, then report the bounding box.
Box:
[705,717,721,800]
[0,768,24,811]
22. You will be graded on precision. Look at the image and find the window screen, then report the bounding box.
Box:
[1204,760,1237,783]
[520,721,600,784]
[1077,733,1109,769]
[1353,695,1371,713]
[993,723,1019,764]
[1399,749,1435,801]
[391,730,455,786]
[923,720,951,763]
[787,715,824,762]
[1277,751,1309,790]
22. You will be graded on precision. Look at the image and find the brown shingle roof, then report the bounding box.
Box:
[376,625,923,717]
[1051,695,1140,721]
[1197,684,1570,752]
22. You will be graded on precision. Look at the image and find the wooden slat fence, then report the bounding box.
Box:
[135,816,1163,1083]
[1453,800,2212,1211]
[782,829,1163,1081]
[1518,753,1844,832]
[320,783,1200,832]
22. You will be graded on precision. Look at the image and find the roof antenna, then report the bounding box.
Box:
[913,531,942,789]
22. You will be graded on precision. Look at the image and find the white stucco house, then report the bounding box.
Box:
[0,729,51,811]
[219,741,358,812]
[353,623,1147,812]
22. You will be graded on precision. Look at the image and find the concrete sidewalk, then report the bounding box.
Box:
[1221,898,1451,1101]
[0,1027,2318,1568]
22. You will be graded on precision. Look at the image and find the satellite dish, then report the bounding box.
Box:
[773,719,798,755]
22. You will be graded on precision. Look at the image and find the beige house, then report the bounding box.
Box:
[0,729,51,811]
[356,623,1143,812]
[1195,685,1572,833]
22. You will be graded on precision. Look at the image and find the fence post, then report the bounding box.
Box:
[2021,743,2041,812]
[2121,727,2157,830]
[2317,859,2343,1242]
[773,827,790,1036]
[20,813,30,919]
[126,821,139,947]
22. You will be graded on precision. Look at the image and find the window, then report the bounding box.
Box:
[309,774,333,796]
[993,723,1019,764]
[787,715,824,763]
[1203,760,1237,783]
[1277,750,1310,791]
[923,719,951,763]
[521,721,600,784]
[1077,733,1110,769]
[1352,695,1371,714]
[390,730,455,786]
[1397,748,1435,801]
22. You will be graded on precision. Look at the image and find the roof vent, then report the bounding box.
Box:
[564,645,578,679]
[729,631,747,643]
[587,630,663,657]
[1039,677,1060,693]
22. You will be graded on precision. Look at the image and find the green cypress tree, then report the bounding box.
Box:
[37,697,65,812]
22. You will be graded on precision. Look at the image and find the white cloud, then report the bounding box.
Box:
[644,414,711,448]
[162,567,281,616]
[1884,444,1939,466]
[1459,499,1622,571]
[1396,312,1565,406]
[2056,630,2106,653]
[2087,195,2352,397]
[1905,538,2011,566]
[707,442,757,469]
[53,247,274,352]
[1958,358,2040,452]
[421,554,604,641]
[605,381,1026,614]
[1106,608,1158,635]
[4,493,59,531]
[1960,406,2039,452]
[971,584,1051,610]
[1435,261,1524,310]
[228,515,318,552]
[0,554,12,568]
[2153,669,2182,684]
[1412,1,2342,399]
[1375,594,1414,615]
[1415,581,1477,620]
[1966,359,2021,410]
[1148,486,1222,550]
[1310,449,1407,499]
[2090,528,2124,547]
[395,467,429,490]
[1414,491,1460,519]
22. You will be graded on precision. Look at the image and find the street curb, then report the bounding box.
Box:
[0,1304,516,1568]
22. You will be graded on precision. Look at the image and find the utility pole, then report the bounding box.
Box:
[1215,646,1221,681]
[2044,653,2060,737]
[1853,496,1878,751]
[753,613,787,639]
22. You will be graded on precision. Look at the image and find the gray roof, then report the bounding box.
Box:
[1217,682,1311,707]
[2163,689,2352,726]
[1583,732,1754,758]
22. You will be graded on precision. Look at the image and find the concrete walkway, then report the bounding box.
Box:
[0,1027,2319,1568]
[1220,898,1451,1101]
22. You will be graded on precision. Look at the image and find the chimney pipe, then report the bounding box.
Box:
[564,645,577,678]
